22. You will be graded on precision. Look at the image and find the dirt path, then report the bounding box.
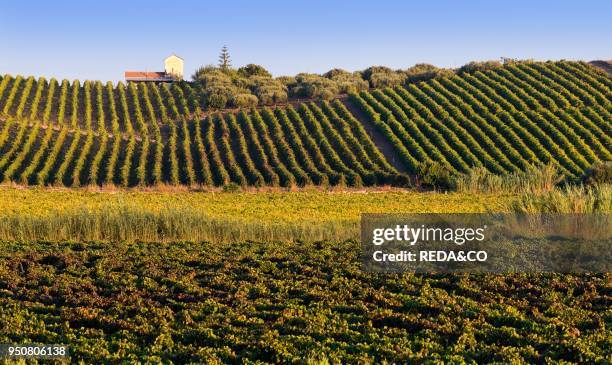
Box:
[340,97,408,173]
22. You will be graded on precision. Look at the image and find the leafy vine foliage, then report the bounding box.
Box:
[0,61,609,187]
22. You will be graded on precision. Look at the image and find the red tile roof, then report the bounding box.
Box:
[124,71,169,80]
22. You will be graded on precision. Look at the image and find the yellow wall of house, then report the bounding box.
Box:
[164,55,184,79]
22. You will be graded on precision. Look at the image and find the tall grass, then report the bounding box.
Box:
[0,184,606,242]
[510,184,611,213]
[0,188,516,243]
[455,164,561,194]
[0,203,357,244]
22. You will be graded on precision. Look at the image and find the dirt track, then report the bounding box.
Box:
[340,98,408,173]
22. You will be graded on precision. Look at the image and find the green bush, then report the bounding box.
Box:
[249,76,288,105]
[458,60,503,74]
[582,161,612,186]
[289,73,340,99]
[222,182,242,192]
[276,75,296,86]
[232,93,259,108]
[238,64,272,78]
[403,63,454,83]
[206,90,229,109]
[416,161,456,191]
[361,66,406,88]
[194,69,237,110]
[199,70,233,87]
[323,69,368,93]
[192,64,287,107]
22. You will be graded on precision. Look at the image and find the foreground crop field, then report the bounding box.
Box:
[1,240,609,363]
[0,61,609,187]
[0,188,609,363]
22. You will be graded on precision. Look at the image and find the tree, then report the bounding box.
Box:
[288,73,339,100]
[323,68,368,93]
[192,64,217,81]
[218,45,232,70]
[360,66,405,88]
[249,76,288,105]
[238,64,271,78]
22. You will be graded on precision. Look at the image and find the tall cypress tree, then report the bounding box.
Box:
[218,45,232,70]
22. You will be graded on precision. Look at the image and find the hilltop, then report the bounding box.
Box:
[0,60,609,188]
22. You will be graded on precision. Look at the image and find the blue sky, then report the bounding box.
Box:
[1,0,610,81]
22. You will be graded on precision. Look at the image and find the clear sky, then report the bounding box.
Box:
[1,0,610,82]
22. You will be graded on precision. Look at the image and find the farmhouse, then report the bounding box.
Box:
[125,54,184,82]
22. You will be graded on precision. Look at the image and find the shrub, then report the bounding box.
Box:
[318,88,336,100]
[416,161,456,191]
[232,93,259,108]
[289,73,339,99]
[403,63,454,83]
[191,64,219,81]
[276,76,296,87]
[223,182,242,192]
[206,90,230,109]
[323,69,368,93]
[582,161,612,186]
[195,69,237,110]
[361,66,405,88]
[458,61,503,74]
[249,76,288,105]
[238,64,272,78]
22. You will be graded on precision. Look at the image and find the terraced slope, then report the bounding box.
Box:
[0,61,609,187]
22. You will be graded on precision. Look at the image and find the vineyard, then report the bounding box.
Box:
[351,61,611,178]
[0,60,610,363]
[1,240,608,363]
[0,60,609,187]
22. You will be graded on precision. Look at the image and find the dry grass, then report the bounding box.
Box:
[510,184,611,213]
[0,186,514,243]
[0,181,408,194]
[455,164,562,194]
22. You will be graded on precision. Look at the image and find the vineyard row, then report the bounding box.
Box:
[0,60,609,186]
[0,101,406,187]
[352,61,611,178]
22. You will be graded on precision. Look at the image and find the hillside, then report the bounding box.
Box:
[590,60,612,75]
[0,60,609,187]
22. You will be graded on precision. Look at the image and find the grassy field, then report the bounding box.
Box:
[0,187,515,243]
